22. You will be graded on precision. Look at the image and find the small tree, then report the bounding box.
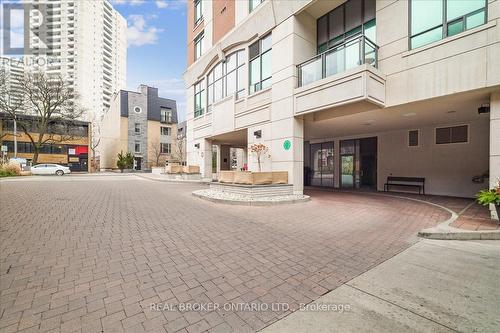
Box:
[250,143,270,172]
[149,138,163,167]
[89,115,101,172]
[116,151,133,172]
[175,133,186,166]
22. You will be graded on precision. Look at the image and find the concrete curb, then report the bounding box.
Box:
[192,191,311,206]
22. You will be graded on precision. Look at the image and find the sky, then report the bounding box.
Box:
[111,0,187,120]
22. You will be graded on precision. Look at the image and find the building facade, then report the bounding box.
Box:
[100,85,178,170]
[1,0,127,120]
[184,0,500,214]
[0,113,90,171]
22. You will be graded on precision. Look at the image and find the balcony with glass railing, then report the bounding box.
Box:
[298,35,378,87]
[294,34,385,116]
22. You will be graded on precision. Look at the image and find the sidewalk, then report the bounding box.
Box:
[261,239,500,333]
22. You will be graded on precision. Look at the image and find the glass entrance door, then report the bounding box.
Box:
[341,154,355,188]
[309,141,334,187]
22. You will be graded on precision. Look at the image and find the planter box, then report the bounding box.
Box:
[272,171,288,184]
[183,165,200,174]
[151,167,164,175]
[234,171,253,184]
[210,182,293,197]
[219,171,235,183]
[253,172,273,185]
[166,165,183,174]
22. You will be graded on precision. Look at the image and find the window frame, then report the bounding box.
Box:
[249,33,272,95]
[160,127,171,136]
[160,143,171,154]
[160,108,172,123]
[249,0,263,13]
[194,31,204,61]
[408,129,419,147]
[316,0,376,54]
[194,80,205,118]
[207,49,246,109]
[409,0,487,50]
[435,124,469,145]
[194,0,203,25]
[134,141,141,153]
[134,123,141,134]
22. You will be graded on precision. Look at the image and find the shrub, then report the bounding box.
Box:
[117,151,134,172]
[0,163,21,177]
[476,180,500,206]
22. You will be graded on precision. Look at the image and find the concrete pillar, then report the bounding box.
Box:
[490,91,500,219]
[200,138,213,180]
[215,144,221,173]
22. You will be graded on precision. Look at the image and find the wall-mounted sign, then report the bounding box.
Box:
[283,140,291,151]
[68,148,76,155]
[1,145,7,152]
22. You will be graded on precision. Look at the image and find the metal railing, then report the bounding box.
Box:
[297,35,379,87]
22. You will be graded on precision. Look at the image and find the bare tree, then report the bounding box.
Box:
[89,115,101,172]
[0,71,84,164]
[149,138,163,167]
[174,133,186,165]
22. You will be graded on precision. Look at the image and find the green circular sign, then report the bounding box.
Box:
[283,140,291,150]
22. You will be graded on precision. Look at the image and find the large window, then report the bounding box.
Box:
[134,123,140,134]
[249,33,272,94]
[249,0,263,13]
[194,31,204,61]
[435,125,468,144]
[194,0,202,24]
[194,80,205,118]
[410,0,486,49]
[207,50,246,109]
[317,0,376,53]
[135,141,141,153]
[161,143,171,154]
[160,108,172,123]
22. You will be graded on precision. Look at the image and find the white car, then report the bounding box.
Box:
[31,164,71,176]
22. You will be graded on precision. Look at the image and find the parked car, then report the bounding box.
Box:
[31,164,71,176]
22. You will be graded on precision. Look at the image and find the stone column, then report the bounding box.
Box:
[490,91,500,219]
[199,138,213,180]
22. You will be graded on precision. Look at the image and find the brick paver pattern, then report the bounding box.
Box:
[1,176,453,332]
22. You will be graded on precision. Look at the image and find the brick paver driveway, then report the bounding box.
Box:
[0,175,452,333]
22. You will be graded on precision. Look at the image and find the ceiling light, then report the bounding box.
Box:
[446,110,456,114]
[402,112,416,117]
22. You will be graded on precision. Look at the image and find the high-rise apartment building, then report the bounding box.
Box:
[184,0,500,216]
[1,0,127,120]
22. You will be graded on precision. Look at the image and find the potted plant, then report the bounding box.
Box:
[476,180,500,223]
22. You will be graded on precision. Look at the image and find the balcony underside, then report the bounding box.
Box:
[294,64,386,117]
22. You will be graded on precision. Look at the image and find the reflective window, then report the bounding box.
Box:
[194,31,204,61]
[249,34,272,94]
[194,0,202,24]
[160,143,171,154]
[160,108,172,123]
[410,0,486,49]
[249,0,263,13]
[194,80,205,118]
[207,49,246,107]
[317,0,376,53]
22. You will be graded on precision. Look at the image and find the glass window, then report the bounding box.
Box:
[317,0,377,54]
[249,34,272,94]
[134,123,140,134]
[410,0,486,49]
[435,125,468,144]
[160,108,172,123]
[194,31,204,61]
[160,127,171,136]
[161,143,171,154]
[194,0,202,24]
[206,49,246,106]
[408,130,419,147]
[194,80,205,117]
[135,142,141,153]
[249,0,263,13]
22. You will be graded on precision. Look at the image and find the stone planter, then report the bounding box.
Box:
[151,167,164,175]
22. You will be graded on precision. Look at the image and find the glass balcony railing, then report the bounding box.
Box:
[297,35,379,87]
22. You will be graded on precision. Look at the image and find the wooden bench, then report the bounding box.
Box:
[384,176,425,194]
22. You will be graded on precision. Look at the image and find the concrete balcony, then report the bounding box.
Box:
[295,35,386,116]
